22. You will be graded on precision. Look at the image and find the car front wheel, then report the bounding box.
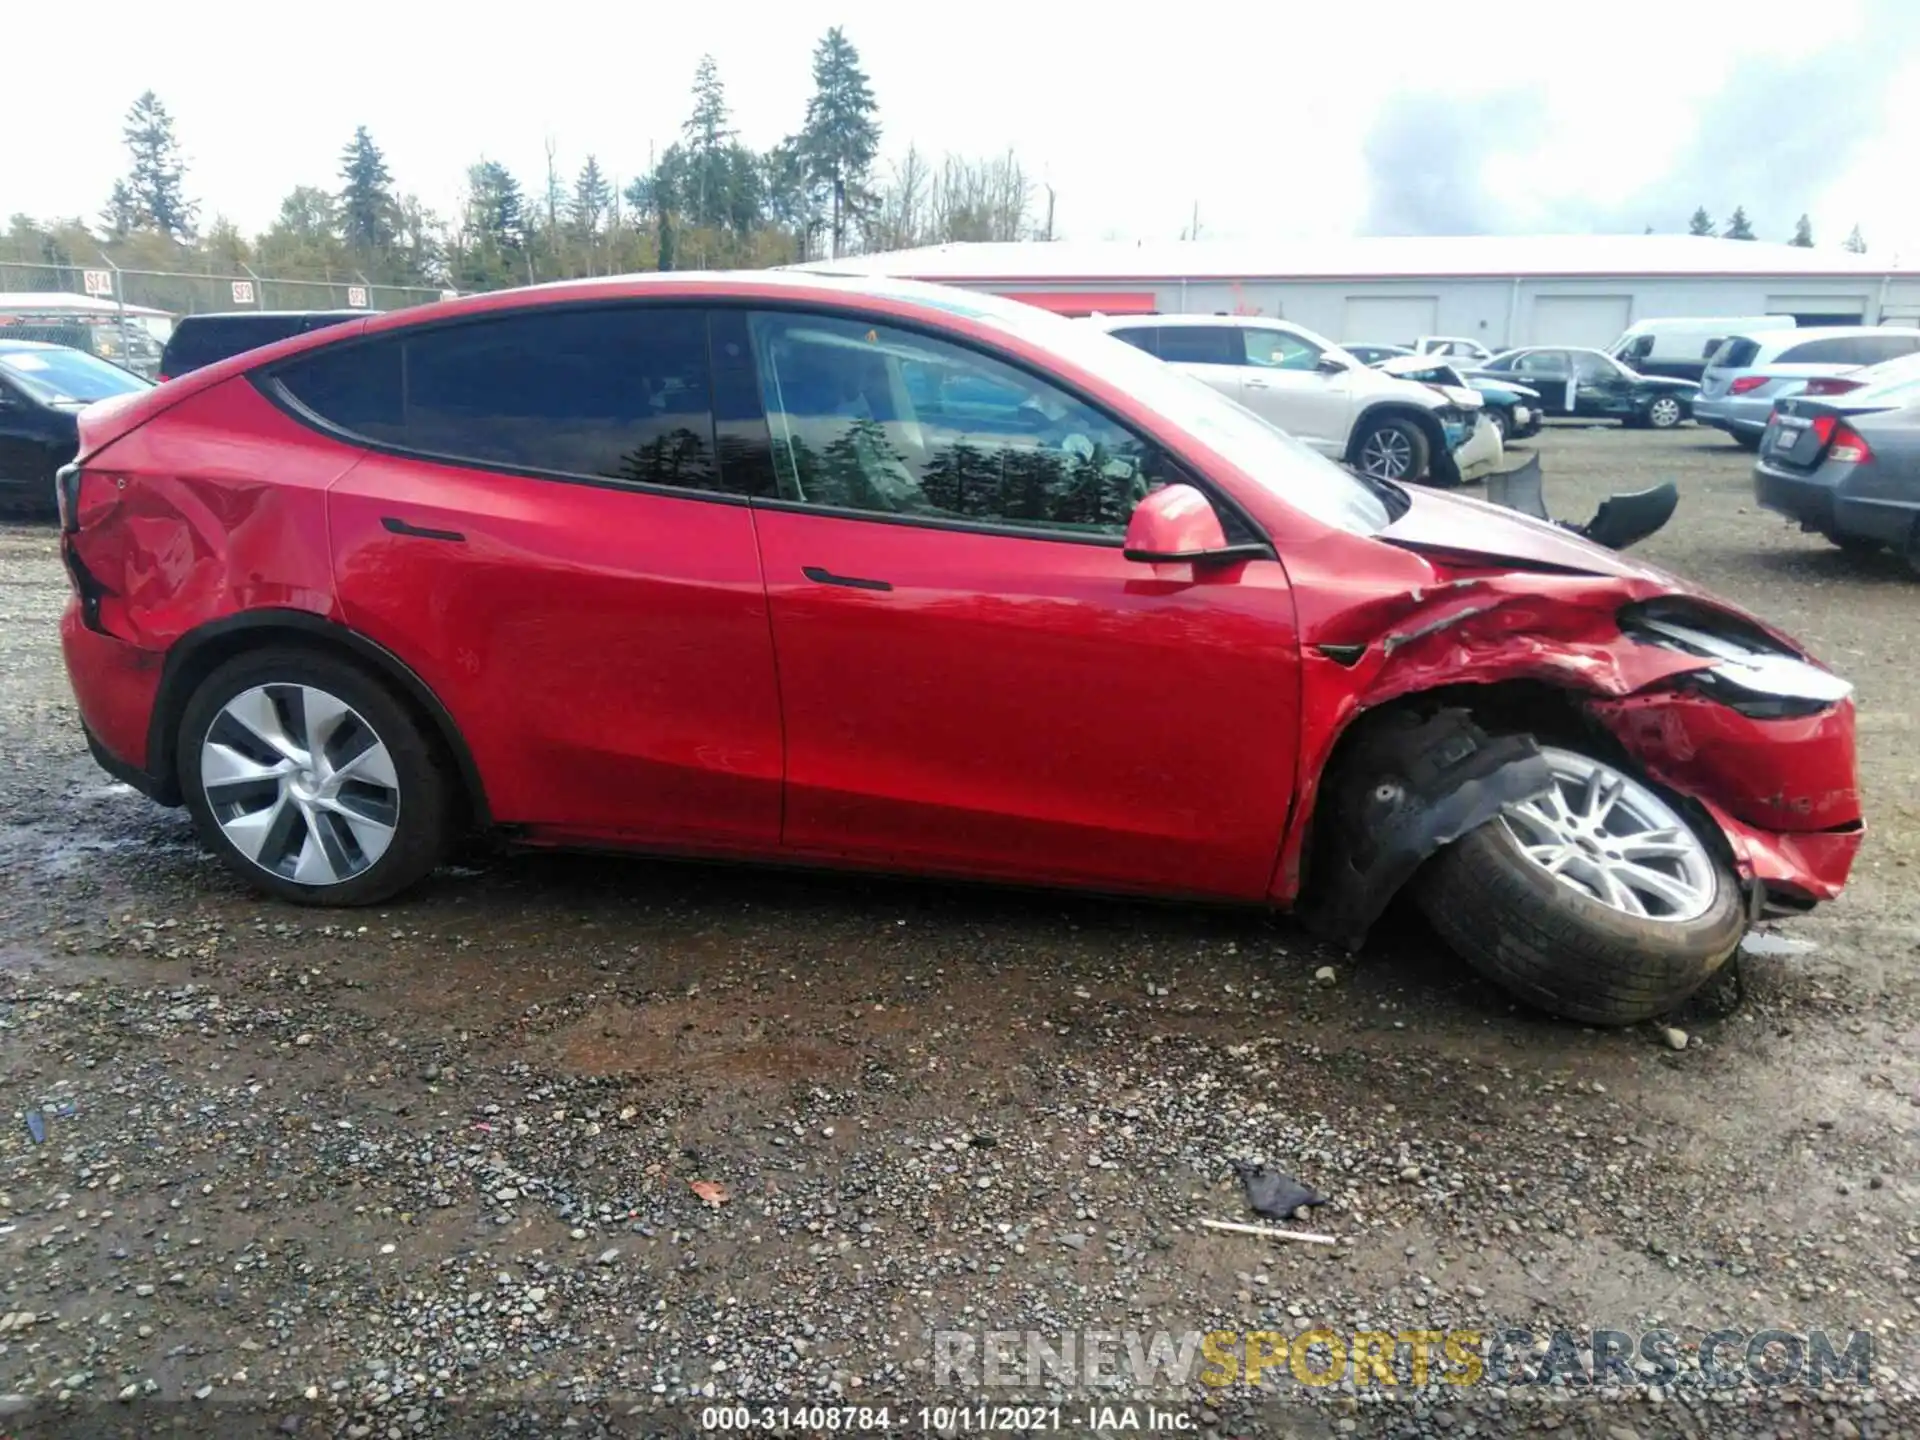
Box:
[1353,416,1431,483]
[1644,396,1685,429]
[1416,745,1744,1025]
[178,647,453,905]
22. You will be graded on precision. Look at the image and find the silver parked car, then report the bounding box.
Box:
[1696,326,1920,449]
[1753,360,1920,569]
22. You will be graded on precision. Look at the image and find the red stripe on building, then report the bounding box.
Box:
[992,291,1158,316]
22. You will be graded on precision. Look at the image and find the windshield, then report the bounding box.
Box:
[0,347,152,404]
[961,297,1393,535]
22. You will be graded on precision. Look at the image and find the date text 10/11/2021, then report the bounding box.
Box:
[699,1403,1196,1431]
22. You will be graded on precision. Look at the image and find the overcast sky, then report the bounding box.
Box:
[10,0,1920,256]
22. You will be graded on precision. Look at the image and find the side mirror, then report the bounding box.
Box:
[1316,354,1349,374]
[1123,484,1270,565]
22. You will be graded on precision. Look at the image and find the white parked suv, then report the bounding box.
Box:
[1091,315,1474,485]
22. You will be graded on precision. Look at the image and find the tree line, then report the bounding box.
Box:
[1673,205,1867,252]
[2,29,1062,299]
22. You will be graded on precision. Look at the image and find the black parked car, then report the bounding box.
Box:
[158,310,368,380]
[1475,346,1699,429]
[0,341,151,516]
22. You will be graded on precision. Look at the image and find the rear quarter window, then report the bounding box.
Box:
[1709,337,1761,369]
[1105,326,1160,357]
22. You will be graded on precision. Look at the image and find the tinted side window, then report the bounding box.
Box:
[1154,327,1241,365]
[1515,351,1570,377]
[748,310,1167,537]
[1572,351,1614,381]
[1709,338,1761,369]
[276,306,728,493]
[1106,326,1160,357]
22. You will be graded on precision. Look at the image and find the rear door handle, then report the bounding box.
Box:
[803,565,892,592]
[382,516,466,543]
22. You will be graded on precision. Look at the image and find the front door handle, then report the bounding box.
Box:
[803,565,892,592]
[1245,377,1270,389]
[382,516,466,543]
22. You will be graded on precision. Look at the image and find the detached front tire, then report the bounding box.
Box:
[178,647,453,906]
[1416,745,1744,1025]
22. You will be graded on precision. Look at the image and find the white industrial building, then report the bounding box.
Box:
[803,235,1920,351]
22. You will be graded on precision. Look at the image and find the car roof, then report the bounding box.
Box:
[1732,324,1920,354]
[0,339,69,353]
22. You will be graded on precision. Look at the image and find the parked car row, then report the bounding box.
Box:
[1696,326,1920,448]
[51,273,1860,1026]
[1091,315,1487,486]
[0,341,152,514]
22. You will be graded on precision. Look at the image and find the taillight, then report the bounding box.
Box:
[1801,376,1862,397]
[1728,375,1770,395]
[1828,422,1873,465]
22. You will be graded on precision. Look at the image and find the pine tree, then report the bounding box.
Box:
[798,27,880,257]
[1687,207,1714,237]
[570,156,612,239]
[338,126,399,255]
[1722,206,1756,241]
[118,91,197,241]
[100,180,140,240]
[1789,215,1814,247]
[1844,224,1867,254]
[454,160,528,289]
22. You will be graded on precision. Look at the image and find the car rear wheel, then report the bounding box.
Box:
[1416,745,1744,1025]
[1644,396,1685,429]
[1729,430,1762,451]
[1353,416,1431,483]
[178,648,453,905]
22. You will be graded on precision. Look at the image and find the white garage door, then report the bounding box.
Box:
[1531,295,1634,348]
[1766,294,1867,325]
[1342,296,1439,345]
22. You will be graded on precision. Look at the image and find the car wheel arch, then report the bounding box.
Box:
[1288,679,1742,947]
[145,610,491,829]
[1346,401,1449,467]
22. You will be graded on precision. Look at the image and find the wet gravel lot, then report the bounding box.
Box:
[0,424,1915,1439]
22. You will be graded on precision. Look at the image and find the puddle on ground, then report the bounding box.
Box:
[1740,932,1820,958]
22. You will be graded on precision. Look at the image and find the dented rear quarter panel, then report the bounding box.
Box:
[67,378,352,650]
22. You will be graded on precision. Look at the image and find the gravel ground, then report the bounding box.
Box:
[0,424,1915,1439]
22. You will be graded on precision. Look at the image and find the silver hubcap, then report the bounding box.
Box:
[1358,427,1415,479]
[1501,747,1715,923]
[1649,398,1680,427]
[200,684,400,886]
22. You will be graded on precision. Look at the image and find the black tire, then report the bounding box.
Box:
[178,646,453,906]
[1415,755,1745,1026]
[1830,535,1880,557]
[1352,415,1431,484]
[1729,430,1762,451]
[1644,395,1686,430]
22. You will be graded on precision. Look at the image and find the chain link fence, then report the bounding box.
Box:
[0,259,445,319]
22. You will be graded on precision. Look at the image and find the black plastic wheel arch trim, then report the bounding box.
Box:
[144,610,491,824]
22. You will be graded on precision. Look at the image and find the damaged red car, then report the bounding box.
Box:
[54,274,1861,1025]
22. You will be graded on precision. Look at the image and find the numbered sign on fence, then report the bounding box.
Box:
[346,286,369,309]
[82,270,113,297]
[231,280,255,305]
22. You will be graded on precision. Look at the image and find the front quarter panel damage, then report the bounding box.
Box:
[1275,557,1861,922]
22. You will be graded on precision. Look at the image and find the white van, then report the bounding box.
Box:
[1610,315,1796,383]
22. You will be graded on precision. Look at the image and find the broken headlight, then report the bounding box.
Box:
[1619,600,1852,719]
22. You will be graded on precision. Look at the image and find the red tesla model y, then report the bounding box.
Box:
[54,273,1860,1024]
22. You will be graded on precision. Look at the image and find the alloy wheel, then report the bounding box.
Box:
[1499,747,1716,923]
[1647,397,1683,428]
[199,684,401,885]
[1357,427,1415,479]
